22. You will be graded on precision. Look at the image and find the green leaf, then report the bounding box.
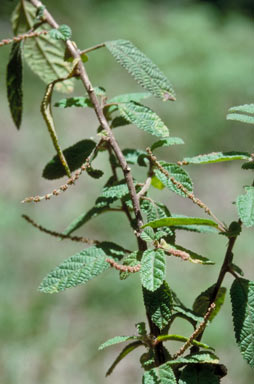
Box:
[151,137,184,151]
[170,215,218,234]
[143,217,218,230]
[136,322,147,336]
[42,139,96,179]
[105,39,175,101]
[143,281,173,330]
[230,278,254,367]
[227,104,254,125]
[39,242,126,293]
[156,334,213,350]
[143,362,177,384]
[171,290,203,324]
[182,151,251,165]
[141,200,158,223]
[122,148,147,165]
[193,285,227,322]
[236,186,254,227]
[49,24,72,41]
[99,335,137,350]
[169,352,219,366]
[179,365,220,384]
[154,162,193,197]
[54,97,92,108]
[12,2,74,93]
[119,102,169,138]
[242,161,254,170]
[141,227,155,242]
[108,92,151,104]
[119,251,142,280]
[151,176,165,190]
[6,42,23,129]
[86,167,103,179]
[111,116,130,128]
[106,341,143,376]
[141,249,166,292]
[231,263,244,277]
[101,179,130,200]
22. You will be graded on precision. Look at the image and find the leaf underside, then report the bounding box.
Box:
[236,187,254,228]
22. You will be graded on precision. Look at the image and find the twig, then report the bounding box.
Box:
[146,147,226,232]
[173,303,216,359]
[0,30,48,47]
[22,214,99,244]
[21,158,90,203]
[137,177,152,200]
[106,258,140,273]
[29,0,165,366]
[79,43,105,56]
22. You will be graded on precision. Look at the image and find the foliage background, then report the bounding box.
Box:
[0,0,253,383]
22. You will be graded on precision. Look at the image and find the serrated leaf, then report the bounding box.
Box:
[228,104,254,115]
[227,104,254,125]
[141,199,158,223]
[119,102,169,137]
[99,335,137,350]
[122,148,147,165]
[143,281,173,329]
[119,251,141,280]
[169,352,219,365]
[143,217,218,230]
[227,113,254,125]
[106,341,143,376]
[156,334,213,350]
[12,2,74,93]
[230,278,254,367]
[193,285,226,322]
[179,365,220,384]
[141,227,155,242]
[143,362,177,384]
[42,139,96,179]
[105,39,175,101]
[141,249,166,292]
[54,97,92,108]
[154,162,193,197]
[236,186,254,227]
[39,242,126,294]
[108,92,151,104]
[6,41,23,129]
[49,24,72,41]
[151,137,184,151]
[101,179,130,200]
[182,151,250,165]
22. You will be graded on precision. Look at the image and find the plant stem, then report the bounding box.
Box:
[29,0,166,365]
[80,43,105,56]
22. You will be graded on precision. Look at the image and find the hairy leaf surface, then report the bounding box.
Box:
[54,97,92,108]
[141,249,166,292]
[12,2,74,93]
[105,39,175,100]
[42,139,96,179]
[230,278,254,367]
[108,92,151,104]
[6,42,23,129]
[169,352,219,365]
[154,162,193,197]
[99,335,137,350]
[39,242,126,293]
[236,187,254,227]
[143,281,173,329]
[182,151,250,165]
[151,137,184,151]
[119,251,142,280]
[119,102,169,137]
[143,362,177,384]
[179,365,220,384]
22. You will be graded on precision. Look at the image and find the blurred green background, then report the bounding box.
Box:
[0,0,253,383]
